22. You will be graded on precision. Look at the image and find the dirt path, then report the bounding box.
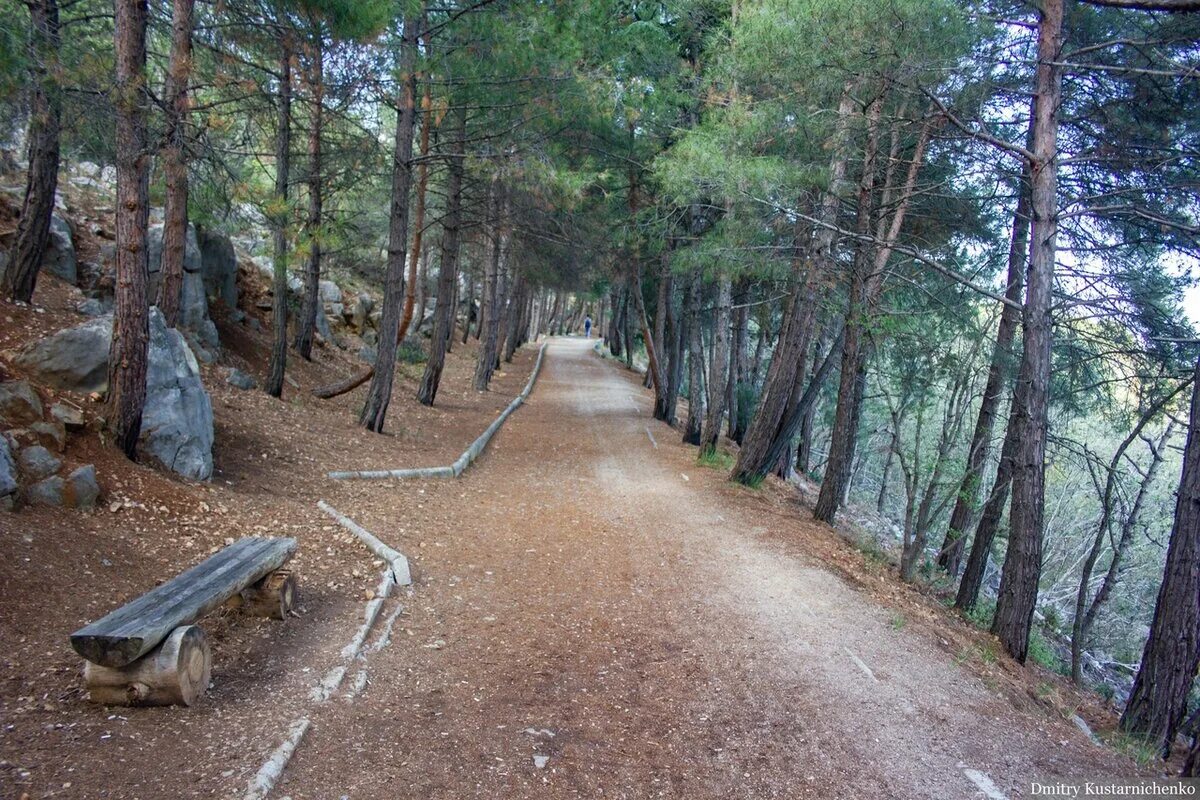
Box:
[261,336,1132,799]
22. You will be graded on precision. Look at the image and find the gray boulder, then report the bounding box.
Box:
[141,308,214,480]
[42,213,76,284]
[49,403,84,430]
[0,380,43,425]
[76,297,108,316]
[226,368,256,390]
[29,421,66,452]
[26,475,64,507]
[0,438,17,509]
[148,222,214,350]
[19,445,61,481]
[352,292,374,332]
[13,316,111,392]
[319,279,342,304]
[65,464,99,510]
[196,227,238,308]
[13,310,214,480]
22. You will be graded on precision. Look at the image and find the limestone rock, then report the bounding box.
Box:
[13,311,214,480]
[0,380,43,426]
[65,464,99,510]
[49,403,85,430]
[196,227,238,308]
[18,445,61,481]
[12,316,111,392]
[0,437,17,508]
[29,421,66,452]
[42,213,76,284]
[26,474,64,507]
[227,368,256,390]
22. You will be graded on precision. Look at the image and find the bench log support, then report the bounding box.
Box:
[229,569,297,620]
[84,625,212,706]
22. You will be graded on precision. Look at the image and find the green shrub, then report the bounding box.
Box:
[397,339,427,364]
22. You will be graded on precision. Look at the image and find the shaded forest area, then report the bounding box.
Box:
[2,0,1200,776]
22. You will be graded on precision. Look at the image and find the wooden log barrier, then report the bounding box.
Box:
[84,625,212,706]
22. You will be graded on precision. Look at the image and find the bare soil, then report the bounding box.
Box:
[0,262,536,799]
[270,338,1149,800]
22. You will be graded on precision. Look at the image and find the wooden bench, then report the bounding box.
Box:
[70,536,298,706]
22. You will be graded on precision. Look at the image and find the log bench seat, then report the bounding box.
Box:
[69,536,298,706]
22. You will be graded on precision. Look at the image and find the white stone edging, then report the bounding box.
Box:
[328,341,547,482]
[245,505,412,800]
[317,500,412,585]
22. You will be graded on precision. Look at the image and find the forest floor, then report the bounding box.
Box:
[274,337,1147,800]
[0,317,1154,798]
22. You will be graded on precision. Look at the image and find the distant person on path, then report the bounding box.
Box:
[584,315,592,338]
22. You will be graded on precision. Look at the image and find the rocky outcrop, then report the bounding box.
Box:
[147,222,219,357]
[226,368,256,390]
[0,380,44,426]
[0,438,17,509]
[140,309,215,480]
[42,213,77,284]
[12,316,111,392]
[197,227,239,308]
[12,310,214,480]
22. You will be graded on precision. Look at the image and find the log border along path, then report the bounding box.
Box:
[248,341,549,798]
[327,341,548,481]
[244,503,412,800]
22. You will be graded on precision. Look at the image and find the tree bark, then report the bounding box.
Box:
[731,88,855,485]
[399,33,432,344]
[474,175,505,390]
[293,29,323,360]
[3,0,60,303]
[359,13,419,432]
[417,106,465,407]
[683,271,705,445]
[155,0,194,328]
[728,298,749,443]
[106,0,151,459]
[956,387,1020,612]
[701,273,732,451]
[937,165,1031,574]
[1121,356,1200,754]
[265,37,292,398]
[814,96,883,524]
[992,0,1065,664]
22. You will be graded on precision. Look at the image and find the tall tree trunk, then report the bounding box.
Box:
[474,176,505,390]
[107,0,151,458]
[503,272,526,363]
[359,14,419,432]
[701,273,732,450]
[663,260,683,426]
[956,387,1021,611]
[814,96,883,524]
[630,264,670,419]
[1072,415,1177,683]
[265,37,292,398]
[992,0,1065,664]
[1121,356,1200,754]
[399,32,432,343]
[293,32,323,360]
[417,106,464,407]
[2,0,60,303]
[684,271,705,445]
[462,269,475,344]
[731,88,855,485]
[937,167,1031,574]
[155,0,194,328]
[728,298,749,443]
